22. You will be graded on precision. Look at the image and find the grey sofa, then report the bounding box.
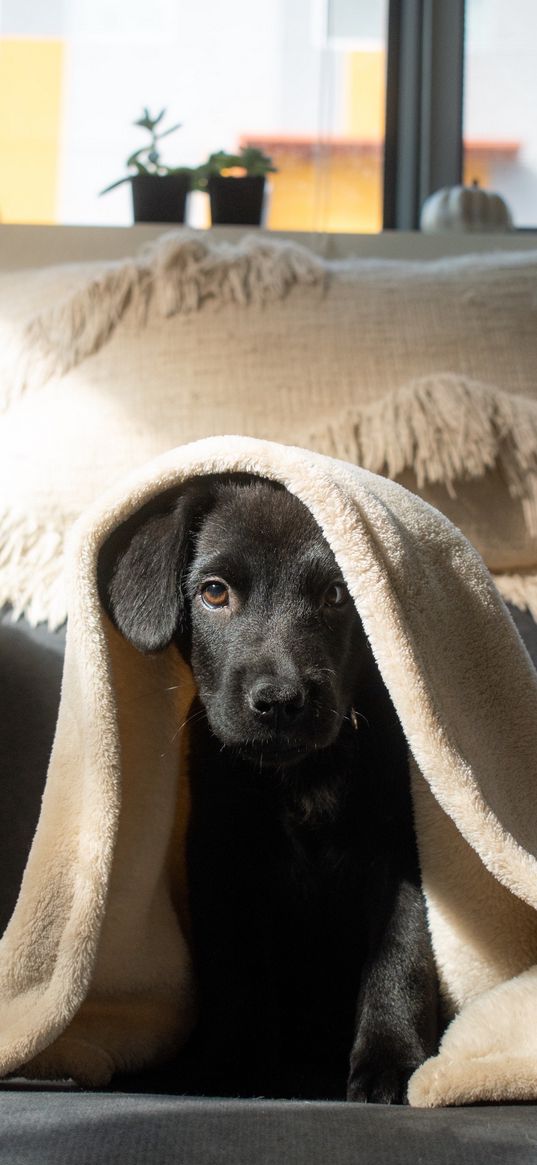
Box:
[3,1083,537,1165]
[2,607,537,1164]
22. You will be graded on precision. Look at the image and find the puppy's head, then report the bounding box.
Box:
[100,475,369,767]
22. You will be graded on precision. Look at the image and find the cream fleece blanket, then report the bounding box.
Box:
[2,435,537,1108]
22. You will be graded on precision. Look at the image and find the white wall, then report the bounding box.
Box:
[464,0,537,225]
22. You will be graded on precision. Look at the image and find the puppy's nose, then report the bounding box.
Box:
[248,678,306,724]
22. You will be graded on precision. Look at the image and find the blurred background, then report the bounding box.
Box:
[0,0,535,232]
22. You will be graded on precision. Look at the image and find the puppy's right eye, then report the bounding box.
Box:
[200,580,229,609]
[323,581,349,608]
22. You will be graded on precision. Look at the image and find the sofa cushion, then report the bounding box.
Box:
[1,232,536,626]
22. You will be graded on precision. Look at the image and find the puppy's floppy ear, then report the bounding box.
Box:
[98,484,212,654]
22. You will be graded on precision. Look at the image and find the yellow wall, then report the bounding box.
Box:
[265,50,386,233]
[0,38,64,224]
[345,49,386,141]
[267,152,382,233]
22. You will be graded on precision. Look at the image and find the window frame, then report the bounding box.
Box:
[383,0,465,229]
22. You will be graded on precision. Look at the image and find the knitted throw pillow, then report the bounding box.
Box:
[1,231,536,626]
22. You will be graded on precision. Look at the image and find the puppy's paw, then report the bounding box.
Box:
[347,1037,426,1104]
[346,1056,411,1105]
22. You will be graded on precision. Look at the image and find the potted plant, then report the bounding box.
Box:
[197,146,277,226]
[100,108,194,224]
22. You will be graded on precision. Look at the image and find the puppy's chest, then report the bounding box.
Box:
[265,800,370,1035]
[267,793,369,931]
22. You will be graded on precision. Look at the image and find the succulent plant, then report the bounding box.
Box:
[195,146,277,189]
[100,107,191,195]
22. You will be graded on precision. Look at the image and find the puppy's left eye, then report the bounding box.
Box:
[323,581,349,608]
[200,580,229,609]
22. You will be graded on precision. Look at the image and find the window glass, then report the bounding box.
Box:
[0,0,388,232]
[463,0,537,227]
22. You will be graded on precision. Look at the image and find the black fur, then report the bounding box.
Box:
[100,474,439,1102]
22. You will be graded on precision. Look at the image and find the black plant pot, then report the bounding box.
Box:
[208,175,266,225]
[130,172,190,224]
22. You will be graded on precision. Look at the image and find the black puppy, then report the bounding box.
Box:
[100,474,439,1102]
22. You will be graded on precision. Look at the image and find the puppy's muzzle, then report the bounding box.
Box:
[201,655,345,764]
[247,676,306,729]
[232,666,340,766]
